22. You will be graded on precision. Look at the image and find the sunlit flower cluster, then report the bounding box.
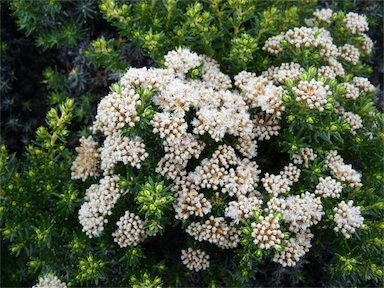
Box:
[359,33,373,54]
[342,82,360,100]
[234,73,285,117]
[32,273,67,288]
[181,248,210,272]
[261,62,304,85]
[71,136,100,181]
[313,8,335,23]
[186,216,241,249]
[325,150,363,187]
[100,134,148,174]
[164,47,203,77]
[79,175,125,238]
[292,147,317,168]
[343,12,369,34]
[251,214,285,249]
[292,79,331,111]
[353,76,376,93]
[112,210,155,247]
[262,164,301,197]
[262,33,285,54]
[334,200,365,239]
[282,192,324,233]
[225,195,263,224]
[341,111,363,135]
[273,230,314,267]
[339,44,360,65]
[315,176,343,198]
[92,89,141,136]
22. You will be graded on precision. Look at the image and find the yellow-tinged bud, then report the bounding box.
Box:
[330,124,338,132]
[282,94,292,102]
[324,103,333,110]
[29,261,38,267]
[306,117,315,124]
[341,122,350,130]
[355,136,362,143]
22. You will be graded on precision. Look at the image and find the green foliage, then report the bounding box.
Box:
[9,0,94,51]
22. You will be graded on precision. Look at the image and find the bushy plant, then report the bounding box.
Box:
[1,0,383,287]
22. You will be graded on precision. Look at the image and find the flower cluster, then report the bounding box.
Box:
[261,62,304,85]
[112,210,155,247]
[181,248,210,272]
[251,214,284,249]
[273,230,314,267]
[292,147,317,168]
[262,163,301,197]
[325,150,363,187]
[341,111,363,135]
[343,12,369,34]
[32,273,67,288]
[292,79,331,111]
[315,176,343,198]
[71,136,100,181]
[78,175,125,238]
[186,216,241,249]
[225,195,263,225]
[334,200,365,239]
[313,8,335,24]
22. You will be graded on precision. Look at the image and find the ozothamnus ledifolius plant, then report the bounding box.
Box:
[1,4,383,288]
[71,16,382,286]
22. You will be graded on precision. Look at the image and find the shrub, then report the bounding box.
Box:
[1,1,383,287]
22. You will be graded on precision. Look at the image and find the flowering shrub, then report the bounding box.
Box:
[1,1,383,287]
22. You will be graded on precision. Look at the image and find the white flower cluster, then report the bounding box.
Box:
[186,216,241,249]
[343,12,369,34]
[353,76,376,93]
[292,147,317,168]
[181,248,210,272]
[342,82,360,100]
[325,150,363,187]
[71,136,100,181]
[235,72,285,117]
[92,88,141,136]
[262,163,301,197]
[266,192,324,233]
[273,230,314,267]
[251,214,284,249]
[283,192,324,233]
[32,273,67,288]
[262,33,285,54]
[292,79,331,111]
[313,8,335,23]
[359,33,373,54]
[112,210,156,247]
[315,176,343,198]
[339,44,360,65]
[100,134,148,174]
[164,48,202,77]
[342,111,363,135]
[261,62,304,85]
[263,26,339,62]
[252,113,281,141]
[334,200,365,239]
[78,175,125,238]
[225,195,263,224]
